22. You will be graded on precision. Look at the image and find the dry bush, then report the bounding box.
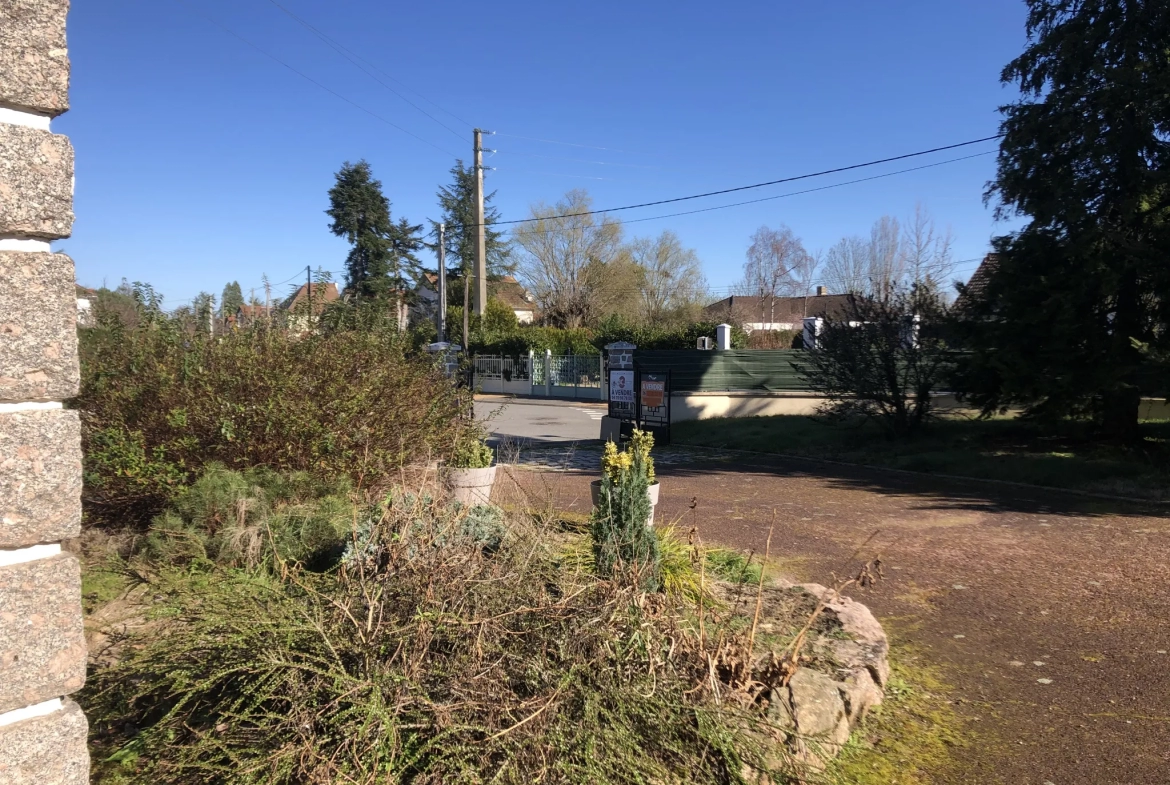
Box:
[84,491,802,785]
[77,302,469,530]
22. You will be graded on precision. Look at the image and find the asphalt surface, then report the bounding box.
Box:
[488,399,1170,784]
[475,395,605,445]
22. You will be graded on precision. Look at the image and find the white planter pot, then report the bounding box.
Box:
[590,479,660,527]
[445,465,497,507]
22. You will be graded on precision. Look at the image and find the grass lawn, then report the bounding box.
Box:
[673,414,1170,500]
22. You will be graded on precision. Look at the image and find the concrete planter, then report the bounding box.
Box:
[590,479,660,527]
[445,465,497,507]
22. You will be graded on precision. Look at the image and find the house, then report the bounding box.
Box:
[704,287,855,332]
[283,281,339,314]
[490,275,537,324]
[953,253,998,313]
[413,274,537,325]
[233,303,272,328]
[75,285,96,327]
[234,282,341,332]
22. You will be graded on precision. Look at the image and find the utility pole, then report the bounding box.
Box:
[473,128,493,316]
[437,222,447,342]
[306,265,312,328]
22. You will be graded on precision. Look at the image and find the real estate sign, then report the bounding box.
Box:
[609,370,635,404]
[640,378,665,409]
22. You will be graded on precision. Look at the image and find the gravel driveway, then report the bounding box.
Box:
[501,446,1170,785]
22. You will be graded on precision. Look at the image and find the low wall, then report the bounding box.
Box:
[550,385,602,401]
[671,392,972,422]
[671,392,818,421]
[670,393,1169,423]
[477,378,534,396]
[1140,398,1170,420]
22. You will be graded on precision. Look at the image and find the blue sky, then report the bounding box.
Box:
[57,0,1028,308]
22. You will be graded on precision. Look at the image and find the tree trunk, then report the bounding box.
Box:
[1101,387,1141,443]
[462,272,470,350]
[1103,268,1143,442]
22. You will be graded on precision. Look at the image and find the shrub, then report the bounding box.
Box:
[468,318,750,357]
[746,329,801,350]
[592,432,660,590]
[592,316,749,351]
[447,427,494,469]
[77,299,468,530]
[791,286,952,438]
[140,463,355,571]
[84,491,781,785]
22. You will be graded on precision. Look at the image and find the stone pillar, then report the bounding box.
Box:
[604,341,635,373]
[0,2,90,783]
[600,342,636,441]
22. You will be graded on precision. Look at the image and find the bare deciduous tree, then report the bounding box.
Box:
[742,225,816,326]
[514,190,625,328]
[901,203,956,295]
[628,230,707,323]
[822,235,871,297]
[820,207,955,298]
[868,215,904,297]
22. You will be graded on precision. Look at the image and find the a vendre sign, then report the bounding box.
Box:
[609,370,635,403]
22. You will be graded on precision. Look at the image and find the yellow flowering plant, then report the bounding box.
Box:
[600,429,655,485]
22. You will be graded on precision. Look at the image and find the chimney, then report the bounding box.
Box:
[816,285,827,296]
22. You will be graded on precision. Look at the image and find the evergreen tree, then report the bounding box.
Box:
[327,160,423,303]
[957,1,1170,440]
[219,281,244,318]
[193,291,216,334]
[431,159,512,304]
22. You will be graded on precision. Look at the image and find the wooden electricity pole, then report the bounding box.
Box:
[437,222,447,342]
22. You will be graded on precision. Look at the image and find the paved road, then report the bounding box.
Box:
[488,406,1170,785]
[475,395,604,445]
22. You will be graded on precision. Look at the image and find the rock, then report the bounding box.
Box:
[797,581,890,686]
[725,578,891,772]
[787,668,851,761]
[837,668,883,722]
[766,682,795,732]
[827,637,891,691]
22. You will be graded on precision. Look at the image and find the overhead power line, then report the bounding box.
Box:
[489,134,1002,228]
[494,149,663,169]
[263,0,471,143]
[494,132,658,157]
[496,167,613,181]
[499,150,995,237]
[167,265,318,308]
[173,0,460,159]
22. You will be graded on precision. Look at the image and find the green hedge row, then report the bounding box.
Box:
[470,318,748,356]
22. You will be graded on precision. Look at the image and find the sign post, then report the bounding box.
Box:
[637,371,671,445]
[602,341,637,441]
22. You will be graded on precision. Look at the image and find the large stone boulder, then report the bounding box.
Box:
[732,579,891,772]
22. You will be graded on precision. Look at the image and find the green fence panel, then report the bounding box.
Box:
[633,350,811,393]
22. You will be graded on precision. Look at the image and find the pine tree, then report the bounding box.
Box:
[326,160,422,303]
[219,281,244,318]
[957,0,1170,440]
[431,159,512,304]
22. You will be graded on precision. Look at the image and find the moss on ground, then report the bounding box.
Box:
[826,624,969,785]
[81,559,131,615]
